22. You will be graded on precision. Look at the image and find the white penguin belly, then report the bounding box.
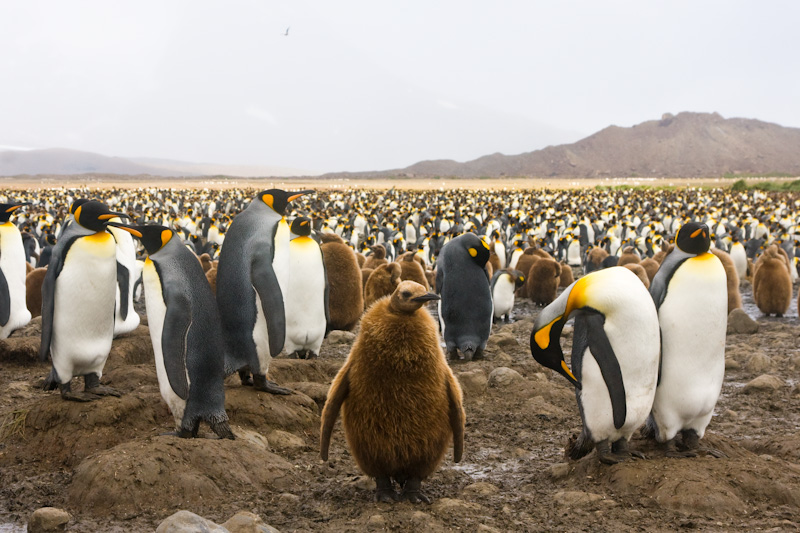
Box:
[0,227,31,338]
[730,245,747,280]
[51,234,117,381]
[252,286,272,372]
[143,260,187,427]
[652,255,727,441]
[284,241,327,354]
[112,230,141,336]
[492,276,515,318]
[579,300,660,443]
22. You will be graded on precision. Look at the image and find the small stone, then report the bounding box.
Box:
[553,491,605,507]
[724,358,741,370]
[327,330,356,344]
[487,367,525,388]
[236,428,271,451]
[791,385,800,398]
[367,514,386,530]
[456,369,488,397]
[529,372,549,382]
[723,409,739,419]
[743,374,785,393]
[267,430,306,451]
[461,482,500,496]
[347,475,375,491]
[547,463,571,480]
[492,351,514,365]
[489,332,519,348]
[524,396,561,417]
[431,498,482,513]
[28,507,72,532]
[278,493,301,507]
[222,511,282,533]
[745,352,772,374]
[156,511,227,533]
[410,511,432,524]
[726,308,759,334]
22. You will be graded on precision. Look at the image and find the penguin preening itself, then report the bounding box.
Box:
[106,216,141,337]
[216,189,312,394]
[0,202,32,339]
[647,222,727,458]
[530,267,660,464]
[106,222,234,439]
[40,200,126,401]
[284,217,329,360]
[436,233,493,361]
[321,281,465,503]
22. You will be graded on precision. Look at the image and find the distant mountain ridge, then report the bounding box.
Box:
[326,112,800,179]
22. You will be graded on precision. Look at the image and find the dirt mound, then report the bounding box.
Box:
[67,432,298,519]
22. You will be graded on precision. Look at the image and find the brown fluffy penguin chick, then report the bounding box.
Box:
[623,263,650,289]
[25,267,47,318]
[198,253,213,273]
[364,263,402,309]
[425,269,436,292]
[320,281,465,504]
[710,248,742,313]
[355,252,366,268]
[205,266,218,294]
[527,258,562,306]
[558,261,574,287]
[398,253,429,289]
[617,246,640,266]
[361,267,373,292]
[321,237,364,331]
[25,262,34,275]
[639,257,660,283]
[488,249,501,274]
[585,247,609,272]
[514,253,540,298]
[363,245,388,270]
[753,245,792,316]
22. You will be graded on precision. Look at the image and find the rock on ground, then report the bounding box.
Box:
[28,507,71,532]
[156,510,227,533]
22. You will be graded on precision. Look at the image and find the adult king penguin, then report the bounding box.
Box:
[107,222,234,439]
[284,217,329,359]
[40,200,126,401]
[436,233,493,361]
[0,202,32,339]
[647,221,727,458]
[107,215,142,337]
[530,267,660,464]
[216,189,312,394]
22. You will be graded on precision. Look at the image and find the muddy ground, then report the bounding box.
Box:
[0,278,798,532]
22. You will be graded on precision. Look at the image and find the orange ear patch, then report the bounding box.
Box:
[161,229,173,248]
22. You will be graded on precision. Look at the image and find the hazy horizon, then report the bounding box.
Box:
[2,1,799,173]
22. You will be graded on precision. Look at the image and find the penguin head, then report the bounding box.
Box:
[675,222,710,255]
[105,222,175,256]
[290,216,312,237]
[73,200,128,232]
[509,269,526,289]
[0,202,29,223]
[461,233,491,266]
[389,280,440,314]
[258,189,314,216]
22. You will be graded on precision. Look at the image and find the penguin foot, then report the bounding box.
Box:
[302,351,318,360]
[84,373,122,397]
[374,476,399,503]
[446,349,463,362]
[698,447,727,458]
[253,374,292,395]
[238,369,254,386]
[59,383,101,402]
[681,430,726,458]
[612,438,646,460]
[400,479,431,504]
[663,437,697,458]
[471,347,485,361]
[596,439,629,465]
[210,420,236,440]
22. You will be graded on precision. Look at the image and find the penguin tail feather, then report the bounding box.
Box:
[566,429,594,461]
[640,413,658,441]
[42,368,59,391]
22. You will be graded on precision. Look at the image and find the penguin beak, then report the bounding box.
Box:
[105,221,143,238]
[288,190,314,202]
[98,211,131,221]
[411,292,440,303]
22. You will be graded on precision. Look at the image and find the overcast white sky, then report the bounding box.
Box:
[1,1,798,173]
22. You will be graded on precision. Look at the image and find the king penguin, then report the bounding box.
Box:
[284,216,329,360]
[216,189,312,394]
[490,268,525,323]
[647,221,727,458]
[0,202,32,339]
[436,233,493,361]
[106,215,141,337]
[530,266,660,464]
[106,222,234,439]
[40,200,127,401]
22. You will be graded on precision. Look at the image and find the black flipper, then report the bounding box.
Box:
[116,261,130,321]
[0,267,9,326]
[583,312,627,430]
[252,253,285,358]
[39,236,77,361]
[160,273,191,400]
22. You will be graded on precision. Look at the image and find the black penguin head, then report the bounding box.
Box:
[675,222,711,255]
[0,202,29,223]
[258,189,314,216]
[291,217,312,237]
[389,280,440,314]
[462,233,491,266]
[106,222,174,256]
[74,200,128,232]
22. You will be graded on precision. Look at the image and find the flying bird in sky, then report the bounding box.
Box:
[284,27,290,36]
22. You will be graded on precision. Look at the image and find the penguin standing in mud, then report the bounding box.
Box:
[284,217,329,360]
[530,267,660,464]
[106,216,141,337]
[106,222,234,439]
[216,189,312,394]
[321,281,465,503]
[647,222,727,458]
[0,202,32,339]
[40,200,126,401]
[436,233,493,361]
[491,268,525,323]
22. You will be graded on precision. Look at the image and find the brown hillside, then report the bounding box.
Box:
[329,112,800,179]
